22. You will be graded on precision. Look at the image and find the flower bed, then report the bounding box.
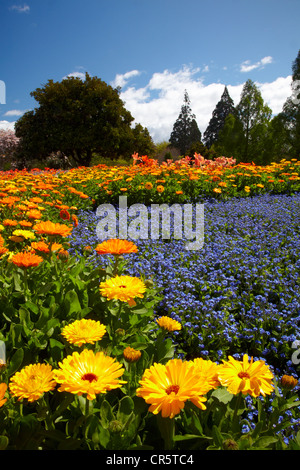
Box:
[0,156,299,450]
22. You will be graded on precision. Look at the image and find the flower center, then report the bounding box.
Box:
[166,384,180,395]
[238,371,250,379]
[119,285,127,288]
[81,373,97,383]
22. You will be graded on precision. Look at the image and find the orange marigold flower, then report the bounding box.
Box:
[0,246,9,256]
[95,239,138,256]
[156,185,164,193]
[31,241,62,253]
[281,375,298,390]
[19,220,33,227]
[123,346,142,363]
[33,221,73,237]
[0,383,8,408]
[145,182,153,190]
[26,209,43,220]
[10,251,44,268]
[71,214,78,227]
[3,219,18,226]
[59,209,70,221]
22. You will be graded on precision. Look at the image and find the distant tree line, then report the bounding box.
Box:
[169,49,300,164]
[1,50,299,169]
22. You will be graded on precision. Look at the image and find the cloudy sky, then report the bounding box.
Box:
[1,0,299,143]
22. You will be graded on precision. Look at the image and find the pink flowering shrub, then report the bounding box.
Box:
[0,129,20,159]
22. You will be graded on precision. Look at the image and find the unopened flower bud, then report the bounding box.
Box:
[281,375,298,390]
[222,438,239,450]
[108,420,123,433]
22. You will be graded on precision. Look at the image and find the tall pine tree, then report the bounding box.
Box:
[203,86,235,148]
[169,90,201,155]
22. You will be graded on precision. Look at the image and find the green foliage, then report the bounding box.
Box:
[14,73,153,167]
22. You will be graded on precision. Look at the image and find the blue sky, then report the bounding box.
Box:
[1,0,299,142]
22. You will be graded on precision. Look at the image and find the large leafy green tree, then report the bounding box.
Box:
[210,113,246,161]
[203,86,235,148]
[169,90,202,155]
[15,73,153,167]
[236,79,272,162]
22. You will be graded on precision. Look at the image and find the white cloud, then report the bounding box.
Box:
[116,66,292,142]
[10,4,30,13]
[3,109,26,117]
[111,70,141,89]
[256,75,292,114]
[0,121,16,131]
[240,56,273,73]
[63,71,86,80]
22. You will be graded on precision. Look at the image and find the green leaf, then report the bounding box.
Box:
[117,396,134,424]
[211,387,234,404]
[212,425,224,448]
[7,348,24,377]
[0,436,9,450]
[253,436,278,449]
[63,290,81,316]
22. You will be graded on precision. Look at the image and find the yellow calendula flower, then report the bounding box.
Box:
[99,275,146,307]
[156,185,165,193]
[156,316,182,332]
[12,229,36,240]
[217,354,274,397]
[136,359,210,419]
[193,358,221,390]
[9,363,57,402]
[144,182,153,190]
[53,349,126,401]
[61,319,107,347]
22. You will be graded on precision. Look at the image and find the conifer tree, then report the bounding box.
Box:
[203,86,235,148]
[169,90,201,155]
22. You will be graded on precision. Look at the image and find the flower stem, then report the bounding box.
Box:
[156,414,175,450]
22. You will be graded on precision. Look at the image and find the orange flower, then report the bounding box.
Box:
[31,241,62,253]
[33,221,73,237]
[19,220,33,227]
[3,219,18,226]
[11,251,43,268]
[59,209,70,221]
[156,185,164,193]
[95,239,138,256]
[26,209,43,220]
[71,214,78,227]
[0,246,9,256]
[0,383,8,408]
